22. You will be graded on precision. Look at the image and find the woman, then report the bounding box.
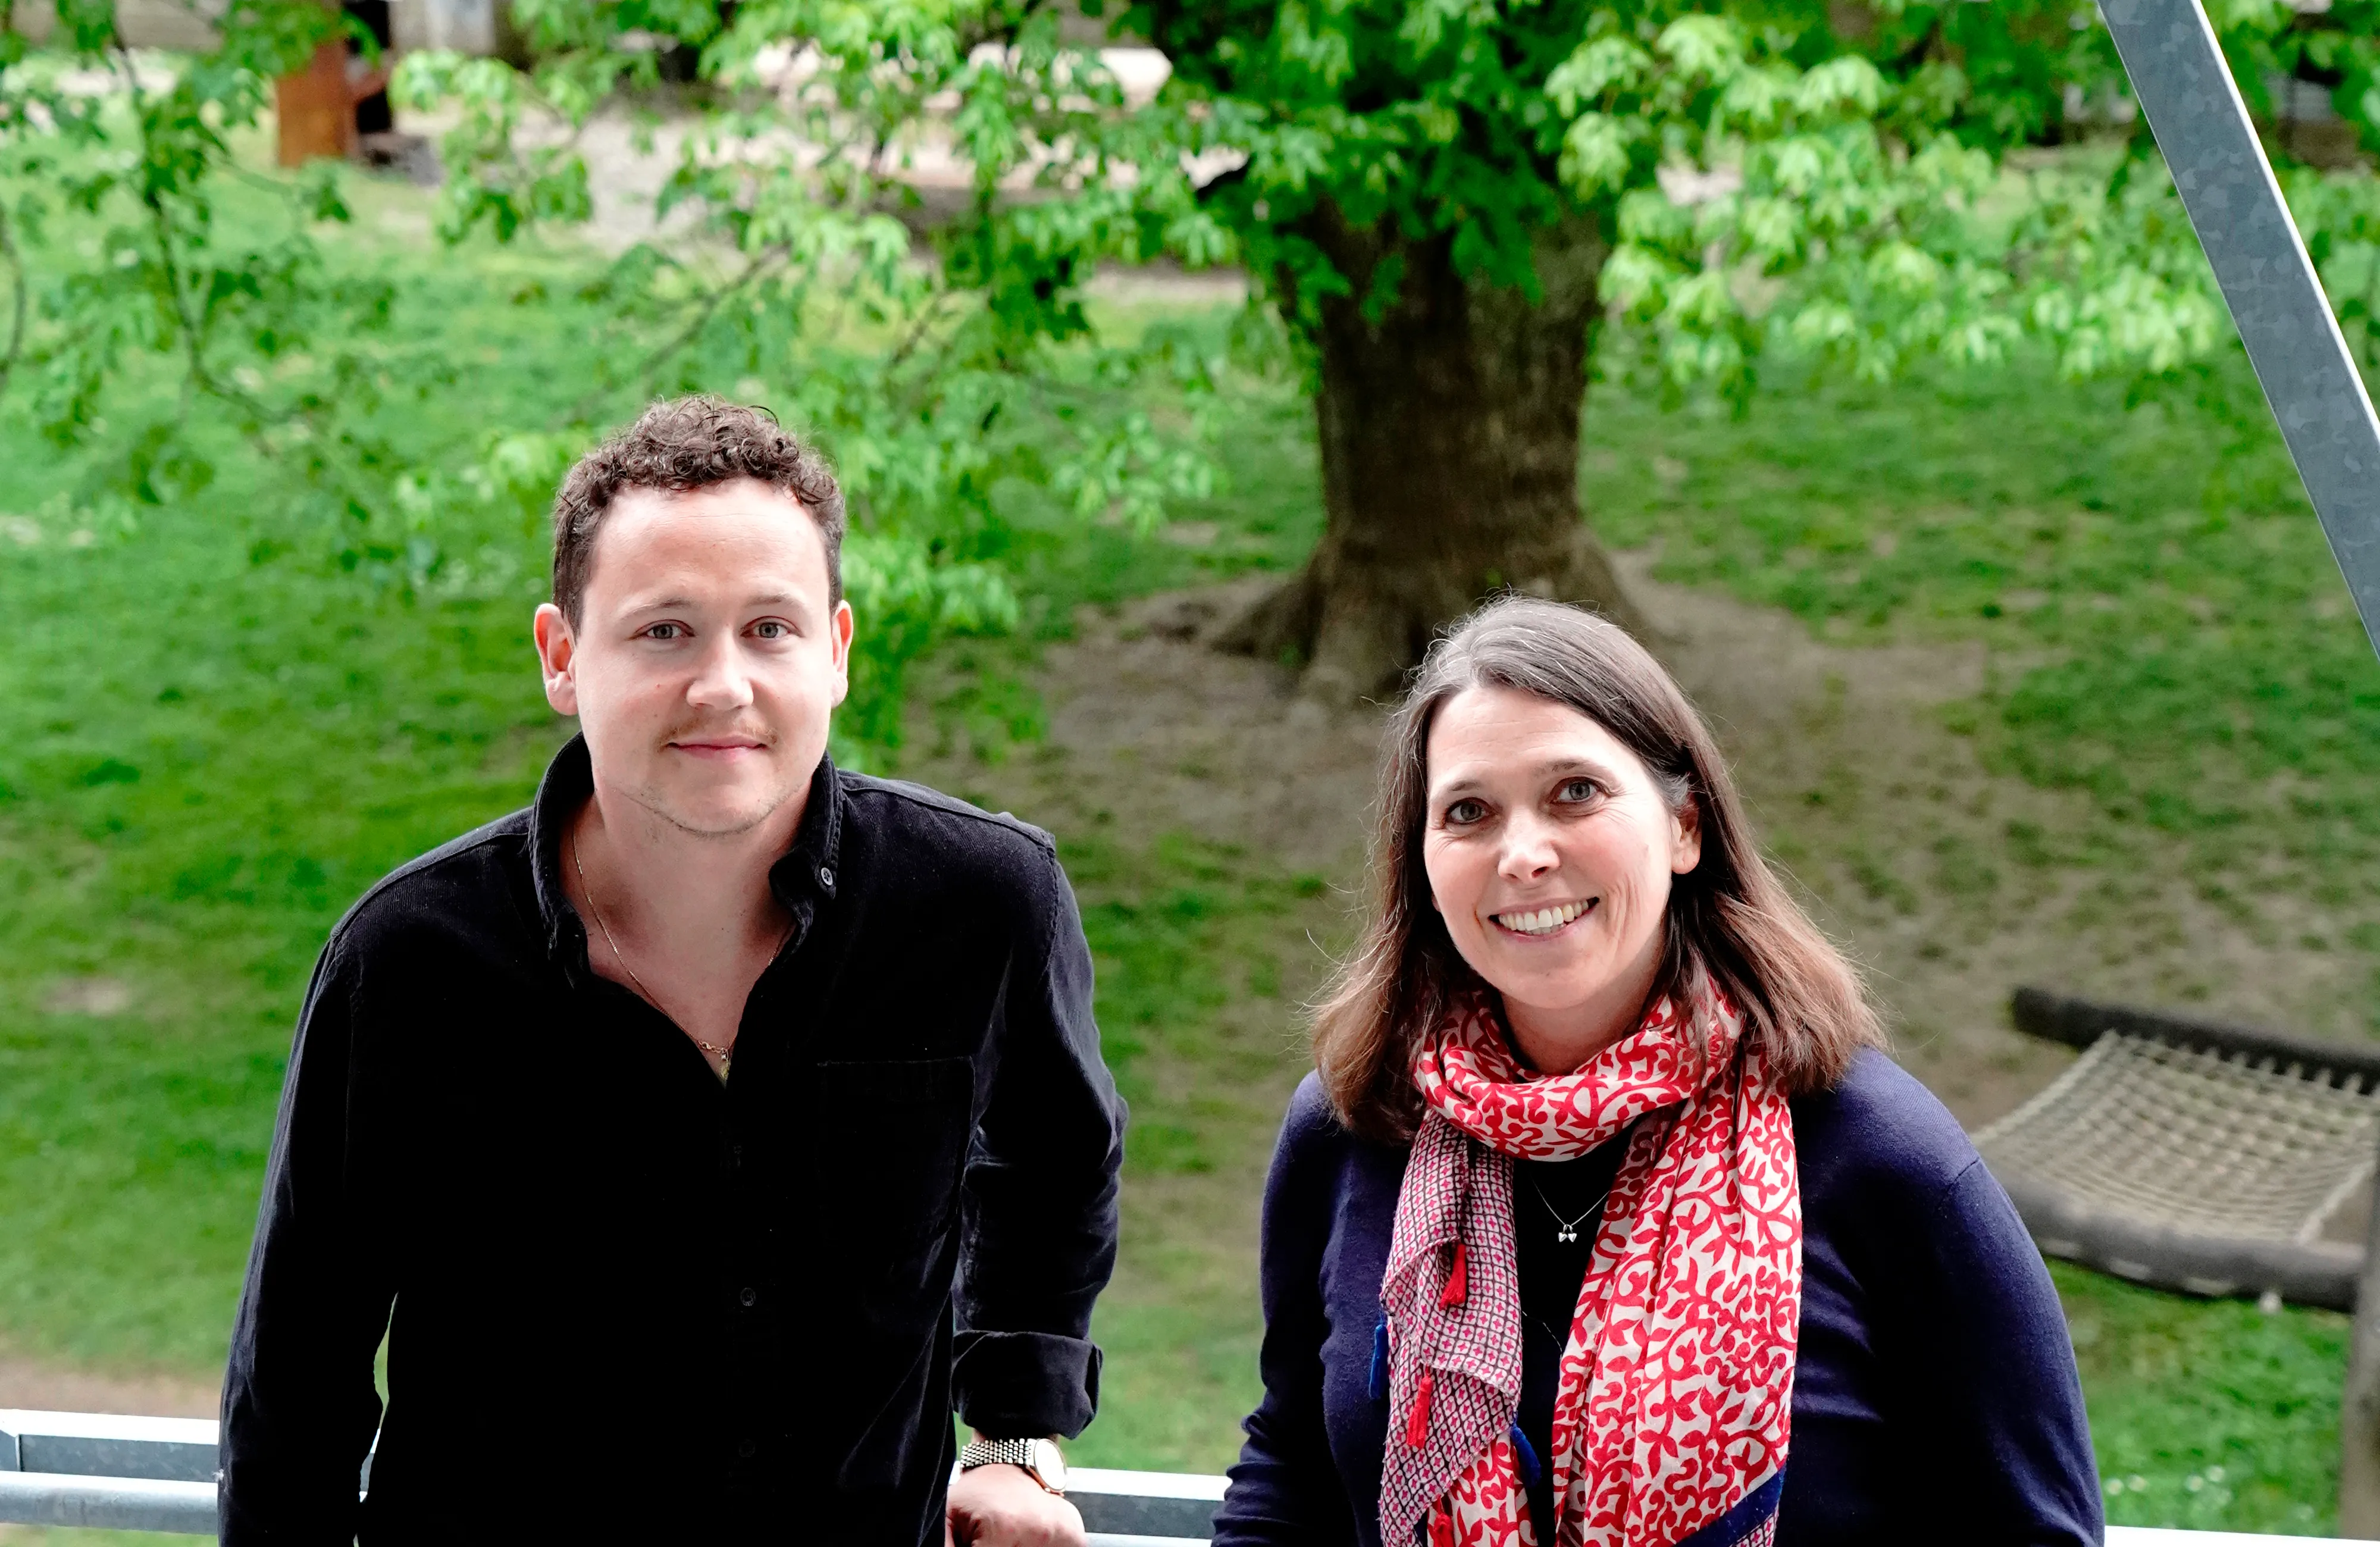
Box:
[1213,598,2102,1547]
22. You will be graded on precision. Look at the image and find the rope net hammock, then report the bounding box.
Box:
[1975,988,2380,1309]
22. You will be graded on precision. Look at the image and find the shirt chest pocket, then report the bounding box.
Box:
[803,1056,977,1266]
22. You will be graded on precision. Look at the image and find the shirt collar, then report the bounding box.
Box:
[528,732,845,967]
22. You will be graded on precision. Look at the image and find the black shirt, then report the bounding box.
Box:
[1511,1141,1626,1532]
[218,735,1128,1546]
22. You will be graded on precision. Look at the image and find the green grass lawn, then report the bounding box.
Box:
[1589,355,2380,1038]
[1,139,2376,1539]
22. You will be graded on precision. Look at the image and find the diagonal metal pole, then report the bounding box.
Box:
[2098,0,2380,650]
[2094,0,2380,1529]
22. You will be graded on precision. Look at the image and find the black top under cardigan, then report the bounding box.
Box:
[1213,1050,2105,1546]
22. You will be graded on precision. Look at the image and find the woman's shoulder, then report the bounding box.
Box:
[1276,1070,1374,1169]
[1283,1069,1341,1142]
[1790,1047,1989,1213]
[1272,1070,1408,1194]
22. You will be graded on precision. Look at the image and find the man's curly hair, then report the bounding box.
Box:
[550,396,847,625]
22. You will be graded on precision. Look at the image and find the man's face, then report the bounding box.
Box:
[533,478,853,838]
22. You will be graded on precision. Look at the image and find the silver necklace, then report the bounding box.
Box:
[569,828,784,1079]
[1524,1173,1610,1245]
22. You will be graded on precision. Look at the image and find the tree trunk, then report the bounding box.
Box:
[1219,202,1650,702]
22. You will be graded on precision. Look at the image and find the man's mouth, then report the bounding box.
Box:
[669,735,770,759]
[1489,898,1595,938]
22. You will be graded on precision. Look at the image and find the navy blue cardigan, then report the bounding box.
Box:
[1212,1050,2105,1546]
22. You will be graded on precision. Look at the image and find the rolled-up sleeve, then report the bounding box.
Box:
[219,937,396,1544]
[950,843,1126,1438]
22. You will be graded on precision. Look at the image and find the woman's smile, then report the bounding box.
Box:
[1487,897,1597,939]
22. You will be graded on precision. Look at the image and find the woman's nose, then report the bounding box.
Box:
[1498,813,1559,879]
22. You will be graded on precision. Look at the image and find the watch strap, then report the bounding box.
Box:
[958,1436,1063,1494]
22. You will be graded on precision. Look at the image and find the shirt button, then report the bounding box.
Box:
[818,865,835,888]
[737,1438,758,1459]
[739,1286,759,1308]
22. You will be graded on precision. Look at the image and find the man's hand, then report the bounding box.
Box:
[944,1463,1086,1547]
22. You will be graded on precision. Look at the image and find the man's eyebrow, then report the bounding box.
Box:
[623,591,806,612]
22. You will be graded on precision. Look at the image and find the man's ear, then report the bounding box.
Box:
[533,603,580,718]
[827,598,854,709]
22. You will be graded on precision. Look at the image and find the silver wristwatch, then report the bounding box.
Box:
[958,1435,1069,1496]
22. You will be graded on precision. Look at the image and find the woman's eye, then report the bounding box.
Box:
[1445,798,1487,825]
[1557,778,1598,803]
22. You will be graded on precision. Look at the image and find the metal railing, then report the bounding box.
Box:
[0,1409,2370,1543]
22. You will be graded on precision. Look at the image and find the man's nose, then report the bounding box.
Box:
[685,633,756,710]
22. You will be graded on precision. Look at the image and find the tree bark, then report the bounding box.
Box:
[1219,202,1650,702]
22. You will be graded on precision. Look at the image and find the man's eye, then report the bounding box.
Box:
[1557,778,1598,803]
[643,622,685,640]
[1445,799,1487,825]
[751,620,790,640]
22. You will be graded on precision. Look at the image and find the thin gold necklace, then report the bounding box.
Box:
[569,827,778,1079]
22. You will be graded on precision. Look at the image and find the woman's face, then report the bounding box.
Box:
[1421,685,1701,1070]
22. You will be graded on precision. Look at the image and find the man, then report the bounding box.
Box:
[220,397,1125,1545]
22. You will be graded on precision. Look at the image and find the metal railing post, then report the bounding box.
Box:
[2348,1181,2380,1535]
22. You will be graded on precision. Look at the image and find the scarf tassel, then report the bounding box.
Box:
[1438,1242,1468,1308]
[1508,1424,1543,1489]
[1370,1317,1389,1401]
[1404,1370,1436,1448]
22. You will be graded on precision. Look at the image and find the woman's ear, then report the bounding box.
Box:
[1672,796,1703,875]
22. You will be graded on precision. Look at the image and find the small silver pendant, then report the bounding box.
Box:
[1557,1226,1578,1244]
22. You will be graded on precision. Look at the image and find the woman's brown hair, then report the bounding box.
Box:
[1313,596,1884,1143]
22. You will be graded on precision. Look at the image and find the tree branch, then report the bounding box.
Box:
[557,242,793,425]
[0,196,24,399]
[110,43,273,424]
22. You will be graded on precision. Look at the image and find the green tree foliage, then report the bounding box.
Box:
[0,0,1216,766]
[4,0,2379,714]
[389,0,2379,688]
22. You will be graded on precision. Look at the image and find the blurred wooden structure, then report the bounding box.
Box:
[274,36,386,165]
[6,0,494,168]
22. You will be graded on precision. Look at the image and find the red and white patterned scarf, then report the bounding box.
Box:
[1379,984,1800,1547]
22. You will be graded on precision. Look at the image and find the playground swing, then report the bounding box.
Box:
[1975,987,2380,1313]
[1986,0,2380,1526]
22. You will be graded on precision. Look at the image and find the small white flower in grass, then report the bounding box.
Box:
[2185,1475,2203,1493]
[2105,1479,2124,1498]
[2128,1476,2149,1493]
[2205,1466,2225,1483]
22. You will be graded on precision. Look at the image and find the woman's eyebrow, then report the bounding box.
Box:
[1426,772,1488,803]
[1532,755,1620,782]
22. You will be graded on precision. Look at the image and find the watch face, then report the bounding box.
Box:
[1029,1438,1068,1493]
